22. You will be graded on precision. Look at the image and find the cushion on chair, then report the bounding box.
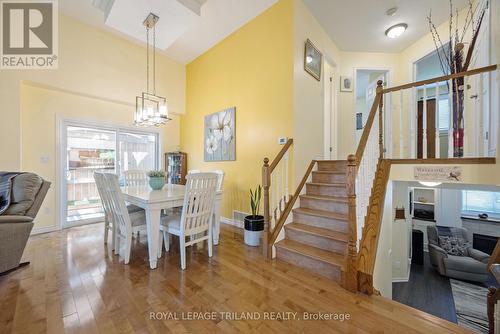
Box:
[126,204,144,214]
[129,211,147,227]
[4,173,42,216]
[438,236,470,256]
[443,255,487,274]
[160,214,181,233]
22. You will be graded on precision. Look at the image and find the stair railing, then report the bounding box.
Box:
[262,138,294,258]
[350,64,498,294]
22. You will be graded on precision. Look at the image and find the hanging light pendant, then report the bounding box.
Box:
[135,13,171,127]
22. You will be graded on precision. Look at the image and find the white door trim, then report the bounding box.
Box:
[57,116,162,230]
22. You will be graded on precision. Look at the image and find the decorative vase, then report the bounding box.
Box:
[148,177,165,190]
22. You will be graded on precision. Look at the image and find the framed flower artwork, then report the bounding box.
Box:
[204,107,236,161]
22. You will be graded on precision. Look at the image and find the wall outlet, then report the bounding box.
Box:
[278,137,288,145]
[40,155,49,164]
[44,207,51,215]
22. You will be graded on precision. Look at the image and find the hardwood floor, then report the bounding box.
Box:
[0,223,472,334]
[392,255,458,323]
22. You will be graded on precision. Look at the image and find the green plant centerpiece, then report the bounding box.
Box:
[244,185,264,246]
[147,170,166,190]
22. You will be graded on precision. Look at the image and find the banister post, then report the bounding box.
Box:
[344,154,358,292]
[262,157,271,259]
[377,80,384,159]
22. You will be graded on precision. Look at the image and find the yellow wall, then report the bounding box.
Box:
[0,14,185,230]
[182,0,294,218]
[0,13,185,171]
[20,84,180,229]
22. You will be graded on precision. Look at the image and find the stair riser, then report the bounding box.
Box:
[311,172,346,184]
[301,198,348,214]
[293,212,348,233]
[285,227,347,254]
[306,184,347,197]
[317,161,347,172]
[276,246,342,282]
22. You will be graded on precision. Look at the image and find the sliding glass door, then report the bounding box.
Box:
[62,122,159,227]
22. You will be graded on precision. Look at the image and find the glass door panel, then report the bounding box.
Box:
[118,131,158,174]
[65,126,116,225]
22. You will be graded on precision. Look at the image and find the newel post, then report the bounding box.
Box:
[376,80,384,159]
[262,158,271,259]
[344,154,358,292]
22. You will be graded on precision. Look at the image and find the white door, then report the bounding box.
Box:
[323,61,337,159]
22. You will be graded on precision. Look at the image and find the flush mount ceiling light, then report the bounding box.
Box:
[385,23,407,39]
[418,181,442,187]
[134,13,171,127]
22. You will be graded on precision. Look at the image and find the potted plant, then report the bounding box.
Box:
[244,185,264,246]
[147,170,165,190]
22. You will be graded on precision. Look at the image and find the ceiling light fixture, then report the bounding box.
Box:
[418,181,442,187]
[134,13,171,127]
[385,23,407,39]
[386,7,398,16]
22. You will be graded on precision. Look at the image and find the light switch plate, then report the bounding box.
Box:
[278,137,288,145]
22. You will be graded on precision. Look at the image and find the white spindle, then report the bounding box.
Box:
[435,84,440,158]
[284,152,289,201]
[355,108,380,247]
[399,90,404,158]
[410,87,416,158]
[422,84,427,158]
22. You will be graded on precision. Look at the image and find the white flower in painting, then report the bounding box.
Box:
[211,111,232,141]
[206,135,218,155]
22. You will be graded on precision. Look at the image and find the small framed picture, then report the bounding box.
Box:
[304,39,322,81]
[340,76,353,92]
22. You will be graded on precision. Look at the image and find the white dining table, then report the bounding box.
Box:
[121,184,223,269]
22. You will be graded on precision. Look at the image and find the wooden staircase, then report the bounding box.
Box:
[275,160,349,283]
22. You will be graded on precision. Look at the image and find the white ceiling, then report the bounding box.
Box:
[59,0,277,64]
[303,0,468,53]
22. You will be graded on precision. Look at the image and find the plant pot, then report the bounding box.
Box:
[244,215,264,246]
[148,177,165,190]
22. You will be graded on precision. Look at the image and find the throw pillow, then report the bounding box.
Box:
[438,236,470,256]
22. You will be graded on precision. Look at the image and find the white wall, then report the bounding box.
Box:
[373,181,393,298]
[293,0,341,184]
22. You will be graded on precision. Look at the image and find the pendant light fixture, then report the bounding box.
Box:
[134,13,171,127]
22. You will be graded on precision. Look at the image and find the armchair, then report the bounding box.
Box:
[0,173,50,274]
[427,225,491,282]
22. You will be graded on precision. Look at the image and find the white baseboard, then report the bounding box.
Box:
[31,225,60,235]
[221,216,243,228]
[392,263,411,283]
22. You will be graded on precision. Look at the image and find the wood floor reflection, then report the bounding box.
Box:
[0,223,470,333]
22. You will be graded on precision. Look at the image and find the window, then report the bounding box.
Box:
[438,97,450,131]
[462,190,500,218]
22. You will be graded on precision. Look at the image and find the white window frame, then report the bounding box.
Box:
[57,116,162,229]
[461,189,500,220]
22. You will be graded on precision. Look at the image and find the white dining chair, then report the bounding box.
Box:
[94,172,114,248]
[212,170,224,191]
[123,169,147,186]
[159,173,218,269]
[100,173,147,263]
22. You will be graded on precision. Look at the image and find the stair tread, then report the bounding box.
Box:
[307,182,346,187]
[293,207,348,221]
[300,194,348,202]
[276,239,345,267]
[286,223,348,242]
[312,170,345,174]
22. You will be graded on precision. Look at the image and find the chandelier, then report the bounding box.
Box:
[134,13,171,127]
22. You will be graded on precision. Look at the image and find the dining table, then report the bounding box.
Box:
[121,183,223,269]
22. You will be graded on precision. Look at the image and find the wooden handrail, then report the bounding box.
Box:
[267,160,316,256]
[382,64,497,93]
[355,88,382,163]
[269,139,293,172]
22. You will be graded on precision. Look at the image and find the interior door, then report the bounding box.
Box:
[417,98,436,158]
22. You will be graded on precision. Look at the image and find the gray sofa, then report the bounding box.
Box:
[427,225,490,282]
[0,173,50,274]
